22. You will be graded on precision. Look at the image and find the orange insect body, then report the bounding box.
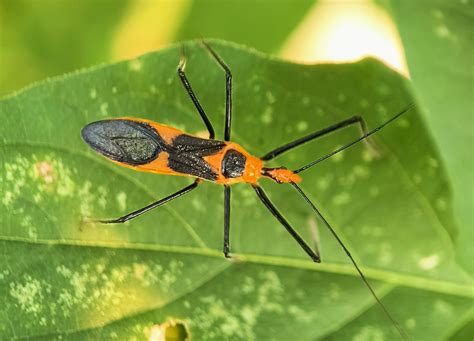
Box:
[102,117,300,185]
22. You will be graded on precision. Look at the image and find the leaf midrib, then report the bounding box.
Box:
[2,235,472,299]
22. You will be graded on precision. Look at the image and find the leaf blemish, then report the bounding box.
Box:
[353,165,370,178]
[95,186,107,209]
[35,161,55,184]
[129,59,143,71]
[265,91,276,104]
[398,118,410,128]
[116,191,127,211]
[434,299,454,315]
[418,254,440,270]
[261,107,273,124]
[189,271,288,340]
[241,276,255,294]
[377,242,394,266]
[361,225,383,237]
[9,275,45,317]
[328,283,341,299]
[431,9,444,19]
[435,24,454,40]
[2,191,14,206]
[0,269,9,280]
[331,145,344,162]
[427,157,439,168]
[130,260,183,289]
[332,192,351,206]
[191,197,205,211]
[296,120,308,132]
[317,174,333,191]
[353,325,384,341]
[405,318,417,329]
[100,102,109,116]
[375,103,387,115]
[376,83,390,96]
[147,320,190,341]
[2,156,76,210]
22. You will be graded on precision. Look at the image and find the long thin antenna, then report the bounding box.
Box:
[294,104,414,174]
[290,182,408,340]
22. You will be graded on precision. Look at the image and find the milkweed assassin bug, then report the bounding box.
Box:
[82,41,413,339]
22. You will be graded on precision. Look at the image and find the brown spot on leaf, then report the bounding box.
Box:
[35,161,55,184]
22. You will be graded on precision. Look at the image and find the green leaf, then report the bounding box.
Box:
[0,41,471,340]
[382,0,474,276]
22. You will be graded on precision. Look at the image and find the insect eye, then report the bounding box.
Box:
[221,149,246,178]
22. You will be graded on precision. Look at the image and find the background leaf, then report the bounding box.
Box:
[381,0,474,277]
[0,0,129,96]
[175,0,314,54]
[0,41,471,340]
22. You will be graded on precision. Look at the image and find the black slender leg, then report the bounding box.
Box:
[252,185,320,262]
[223,185,231,258]
[261,115,379,161]
[201,41,233,141]
[177,47,215,139]
[88,180,200,224]
[290,182,407,340]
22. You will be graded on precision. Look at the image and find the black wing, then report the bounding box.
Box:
[168,134,226,181]
[81,120,166,165]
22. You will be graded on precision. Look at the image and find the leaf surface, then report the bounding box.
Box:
[384,0,474,276]
[0,41,471,340]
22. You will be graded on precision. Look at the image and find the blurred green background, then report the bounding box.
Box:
[0,0,316,96]
[0,0,472,339]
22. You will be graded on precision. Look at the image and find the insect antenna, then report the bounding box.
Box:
[293,103,414,174]
[290,182,408,340]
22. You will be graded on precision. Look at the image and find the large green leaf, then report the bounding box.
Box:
[382,0,474,276]
[0,41,471,340]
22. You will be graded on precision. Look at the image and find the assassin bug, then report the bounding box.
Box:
[81,42,412,339]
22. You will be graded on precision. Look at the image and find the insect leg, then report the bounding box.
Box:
[261,115,378,161]
[201,41,233,141]
[177,47,215,139]
[87,180,201,224]
[223,185,231,258]
[252,185,320,262]
[290,182,407,340]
